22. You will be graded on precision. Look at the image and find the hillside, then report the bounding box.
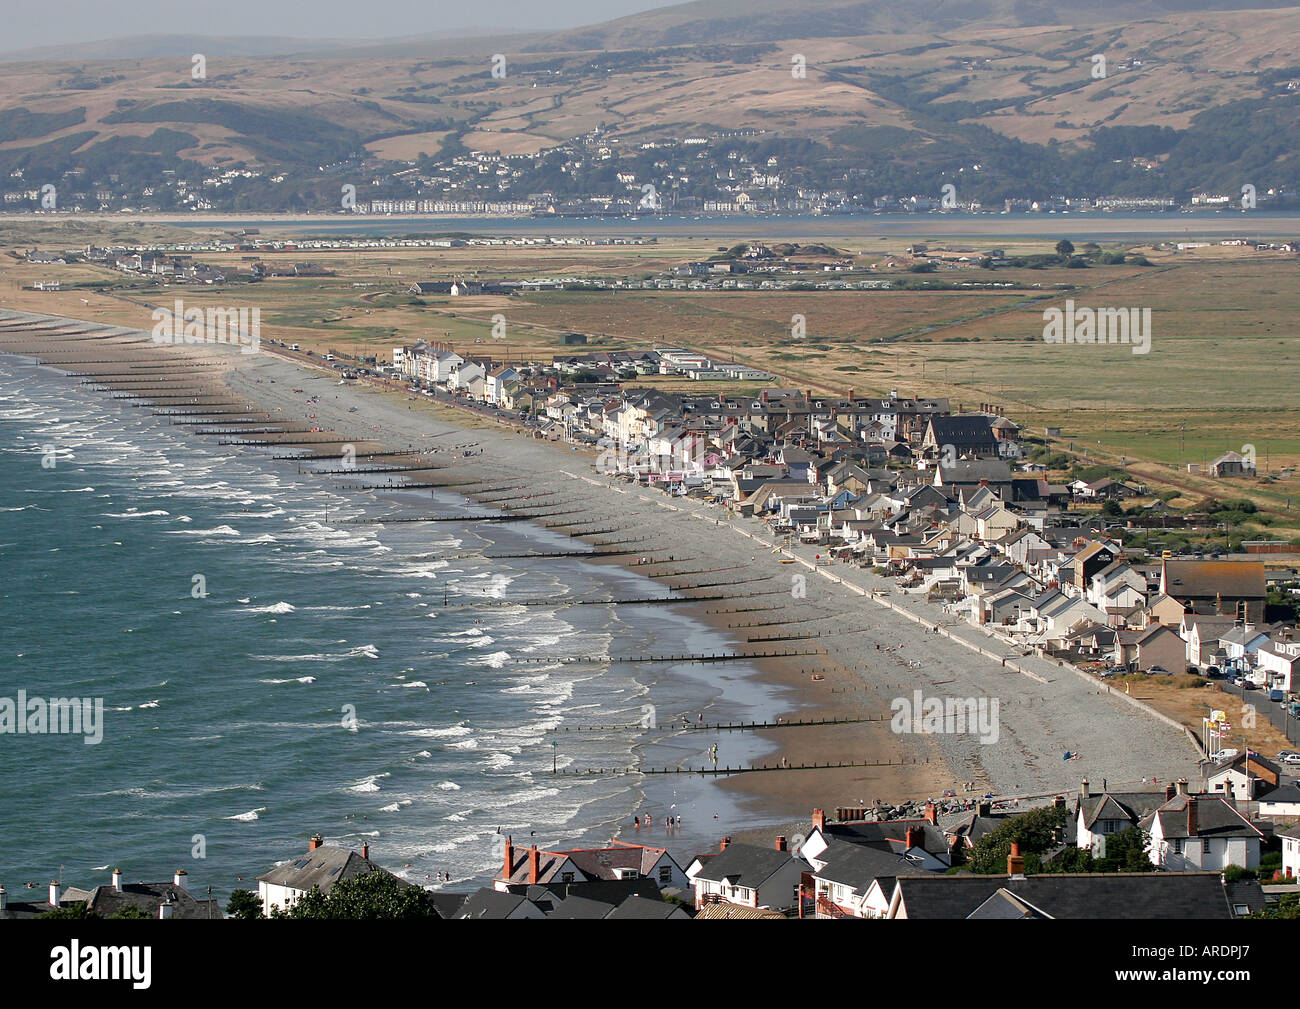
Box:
[0,0,1298,211]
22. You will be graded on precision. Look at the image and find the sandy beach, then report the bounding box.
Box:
[0,307,1205,833]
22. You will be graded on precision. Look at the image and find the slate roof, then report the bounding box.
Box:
[1076,790,1166,830]
[604,895,689,919]
[1139,794,1263,840]
[691,843,803,888]
[821,820,952,860]
[84,882,222,920]
[893,872,1254,919]
[814,839,938,890]
[257,845,395,894]
[454,888,540,919]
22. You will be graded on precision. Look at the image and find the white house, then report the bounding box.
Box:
[690,839,806,911]
[1139,787,1262,871]
[1281,823,1300,880]
[256,835,392,916]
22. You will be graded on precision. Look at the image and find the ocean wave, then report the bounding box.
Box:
[438,781,462,791]
[349,773,390,793]
[248,644,378,662]
[165,525,240,537]
[242,601,296,614]
[397,681,428,689]
[379,799,413,813]
[225,807,267,822]
[102,509,170,519]
[468,650,511,668]
[257,676,316,685]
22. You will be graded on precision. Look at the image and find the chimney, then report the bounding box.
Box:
[847,387,854,403]
[1176,778,1189,796]
[812,809,826,832]
[48,880,60,908]
[924,801,938,825]
[719,837,731,852]
[308,833,323,851]
[976,801,991,817]
[1053,795,1066,811]
[173,869,187,890]
[775,836,787,852]
[1007,843,1025,878]
[158,899,173,920]
[761,390,768,404]
[1165,782,1177,801]
[0,886,6,912]
[1187,796,1198,837]
[905,826,920,849]
[1080,778,1090,799]
[528,845,539,884]
[112,867,123,892]
[805,389,812,405]
[361,843,369,861]
[503,836,514,879]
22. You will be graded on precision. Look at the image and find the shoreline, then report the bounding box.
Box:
[0,307,1205,845]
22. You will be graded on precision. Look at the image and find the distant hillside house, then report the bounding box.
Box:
[922,414,998,458]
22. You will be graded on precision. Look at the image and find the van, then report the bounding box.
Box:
[290,343,299,351]
[1268,688,1284,702]
[325,353,335,362]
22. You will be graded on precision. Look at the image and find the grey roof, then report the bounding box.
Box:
[691,843,803,888]
[894,872,1254,919]
[546,895,615,919]
[257,844,396,894]
[1076,790,1166,830]
[84,882,222,920]
[1261,783,1300,805]
[1138,794,1263,840]
[814,839,938,891]
[822,820,951,858]
[454,888,540,919]
[603,895,689,919]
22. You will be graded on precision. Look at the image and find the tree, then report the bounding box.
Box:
[108,904,152,919]
[1055,239,1075,258]
[271,871,436,920]
[226,889,263,919]
[1045,828,1152,873]
[966,803,1070,874]
[1247,893,1300,919]
[38,903,97,919]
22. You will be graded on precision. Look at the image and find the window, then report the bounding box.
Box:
[1173,839,1183,854]
[561,872,575,883]
[658,866,672,884]
[1202,839,1211,854]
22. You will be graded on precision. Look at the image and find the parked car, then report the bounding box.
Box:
[1146,665,1172,675]
[1277,750,1299,761]
[1186,665,1201,676]
[1269,688,1285,702]
[1209,749,1240,762]
[1283,753,1300,766]
[1205,665,1222,678]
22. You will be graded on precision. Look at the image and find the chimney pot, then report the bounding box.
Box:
[1176,778,1189,796]
[308,833,323,851]
[775,836,786,852]
[1007,843,1025,878]
[1080,778,1090,799]
[111,867,123,892]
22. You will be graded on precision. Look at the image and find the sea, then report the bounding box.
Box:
[0,351,786,902]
